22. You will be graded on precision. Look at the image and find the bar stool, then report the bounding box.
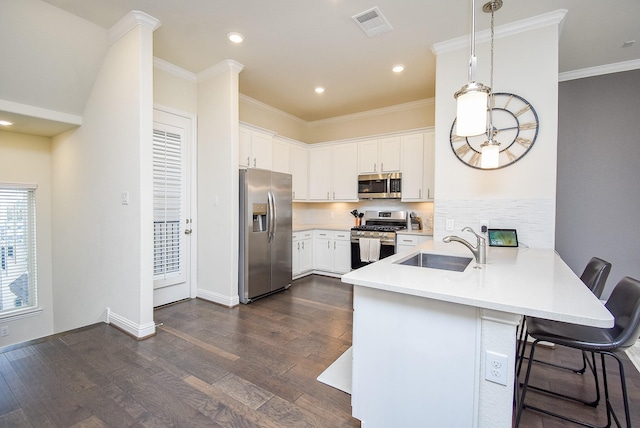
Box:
[515,276,640,428]
[516,257,611,391]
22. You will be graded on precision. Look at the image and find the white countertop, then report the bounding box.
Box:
[293,224,352,232]
[341,240,613,328]
[395,229,433,236]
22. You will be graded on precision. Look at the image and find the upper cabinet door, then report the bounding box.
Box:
[358,138,401,174]
[308,147,332,200]
[239,126,273,169]
[332,143,358,200]
[239,127,252,168]
[251,131,273,170]
[272,137,291,174]
[291,145,308,201]
[378,137,401,172]
[358,140,379,174]
[401,133,424,201]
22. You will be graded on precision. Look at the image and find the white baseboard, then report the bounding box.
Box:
[197,288,240,307]
[106,308,156,339]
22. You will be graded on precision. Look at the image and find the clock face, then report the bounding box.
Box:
[449,92,539,169]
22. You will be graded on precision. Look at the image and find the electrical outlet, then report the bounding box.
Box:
[480,219,489,233]
[0,326,9,337]
[445,219,454,231]
[485,351,508,386]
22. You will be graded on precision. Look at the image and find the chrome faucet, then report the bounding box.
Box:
[443,226,486,264]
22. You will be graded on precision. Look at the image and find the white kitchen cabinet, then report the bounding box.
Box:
[401,131,435,201]
[239,126,273,169]
[293,230,313,278]
[313,230,351,274]
[358,137,401,174]
[272,137,291,174]
[309,144,358,201]
[291,144,309,201]
[395,234,433,254]
[308,147,332,200]
[331,143,358,200]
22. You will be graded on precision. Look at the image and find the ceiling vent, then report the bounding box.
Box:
[352,7,393,37]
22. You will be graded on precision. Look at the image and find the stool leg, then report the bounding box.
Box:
[515,339,538,427]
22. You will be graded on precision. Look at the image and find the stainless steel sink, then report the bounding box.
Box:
[394,253,473,272]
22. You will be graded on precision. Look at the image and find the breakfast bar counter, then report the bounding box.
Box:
[340,240,613,428]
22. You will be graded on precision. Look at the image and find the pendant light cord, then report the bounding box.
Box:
[488,5,495,141]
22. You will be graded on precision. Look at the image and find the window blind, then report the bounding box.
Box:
[0,185,37,316]
[153,129,182,280]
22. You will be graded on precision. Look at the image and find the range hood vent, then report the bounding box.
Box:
[352,7,393,37]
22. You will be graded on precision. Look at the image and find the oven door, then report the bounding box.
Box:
[351,239,395,270]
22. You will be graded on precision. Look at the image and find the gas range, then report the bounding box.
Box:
[350,210,408,245]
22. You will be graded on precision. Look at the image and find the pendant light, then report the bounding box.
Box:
[454,0,490,137]
[479,0,502,169]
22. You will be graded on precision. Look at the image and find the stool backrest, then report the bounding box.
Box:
[605,276,640,350]
[580,257,612,299]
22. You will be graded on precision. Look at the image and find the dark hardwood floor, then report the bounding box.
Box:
[0,274,639,427]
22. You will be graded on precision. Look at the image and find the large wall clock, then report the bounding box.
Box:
[449,92,539,169]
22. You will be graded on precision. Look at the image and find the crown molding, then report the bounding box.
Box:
[0,99,82,126]
[196,60,245,82]
[559,59,640,82]
[432,9,567,55]
[307,98,435,127]
[239,94,307,125]
[154,57,197,82]
[108,10,161,46]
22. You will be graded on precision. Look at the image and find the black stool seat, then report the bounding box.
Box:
[527,318,624,351]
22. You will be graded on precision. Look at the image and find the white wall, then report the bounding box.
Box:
[433,12,564,248]
[51,12,158,337]
[0,131,54,347]
[196,61,243,306]
[154,64,198,115]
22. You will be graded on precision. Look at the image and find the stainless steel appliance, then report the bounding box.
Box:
[350,210,408,269]
[358,173,402,199]
[239,169,292,303]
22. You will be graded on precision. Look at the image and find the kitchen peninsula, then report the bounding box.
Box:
[341,240,613,428]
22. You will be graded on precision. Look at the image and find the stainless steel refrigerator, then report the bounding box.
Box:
[239,168,292,303]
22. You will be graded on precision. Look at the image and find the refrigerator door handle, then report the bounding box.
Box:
[269,191,278,240]
[267,191,276,242]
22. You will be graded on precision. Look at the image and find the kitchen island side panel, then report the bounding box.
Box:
[352,285,479,427]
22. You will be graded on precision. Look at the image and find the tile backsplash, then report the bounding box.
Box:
[434,198,555,249]
[293,200,434,232]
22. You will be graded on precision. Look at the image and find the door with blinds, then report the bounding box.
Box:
[153,109,193,307]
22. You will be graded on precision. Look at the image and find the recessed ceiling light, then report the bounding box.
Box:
[227,32,244,44]
[392,65,405,73]
[0,120,13,126]
[315,87,325,94]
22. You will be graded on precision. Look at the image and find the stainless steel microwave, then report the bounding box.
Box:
[358,173,401,199]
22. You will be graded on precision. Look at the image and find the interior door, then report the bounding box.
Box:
[153,109,193,307]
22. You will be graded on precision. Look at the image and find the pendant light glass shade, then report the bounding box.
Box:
[455,82,489,136]
[481,141,500,169]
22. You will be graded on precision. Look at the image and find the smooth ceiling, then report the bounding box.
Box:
[3,0,640,134]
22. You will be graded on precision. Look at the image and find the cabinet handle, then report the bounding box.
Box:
[419,189,422,199]
[246,156,250,166]
[293,191,296,199]
[334,242,336,250]
[374,163,377,172]
[253,157,256,167]
[327,241,330,249]
[381,162,384,171]
[297,242,300,250]
[327,192,329,199]
[301,241,305,250]
[428,188,431,199]
[333,191,335,199]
